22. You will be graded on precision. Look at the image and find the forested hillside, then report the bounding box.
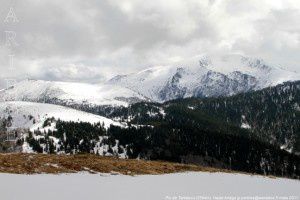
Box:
[21,117,300,179]
[169,81,300,152]
[107,81,300,153]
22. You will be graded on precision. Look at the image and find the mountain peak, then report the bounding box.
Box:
[107,54,299,101]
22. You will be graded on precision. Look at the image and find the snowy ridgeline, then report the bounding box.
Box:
[0,101,122,130]
[0,172,299,200]
[1,54,299,105]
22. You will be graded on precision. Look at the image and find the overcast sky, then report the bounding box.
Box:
[0,0,299,87]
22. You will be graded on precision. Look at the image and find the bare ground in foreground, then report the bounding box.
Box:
[0,153,233,175]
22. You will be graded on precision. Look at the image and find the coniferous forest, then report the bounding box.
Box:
[24,116,300,179]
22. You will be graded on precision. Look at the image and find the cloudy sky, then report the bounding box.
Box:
[0,0,299,87]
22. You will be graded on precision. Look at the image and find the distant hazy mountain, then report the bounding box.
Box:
[0,80,149,107]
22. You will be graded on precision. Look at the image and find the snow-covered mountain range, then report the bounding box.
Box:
[0,54,299,106]
[109,54,300,102]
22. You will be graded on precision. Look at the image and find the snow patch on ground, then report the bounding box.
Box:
[0,172,298,200]
[188,105,195,110]
[241,122,251,129]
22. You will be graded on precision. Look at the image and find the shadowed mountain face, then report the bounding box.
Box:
[158,69,257,100]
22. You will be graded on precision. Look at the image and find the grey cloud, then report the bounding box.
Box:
[0,0,299,89]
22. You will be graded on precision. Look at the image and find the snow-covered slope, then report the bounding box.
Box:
[0,101,121,131]
[109,54,300,102]
[0,80,148,107]
[0,172,299,200]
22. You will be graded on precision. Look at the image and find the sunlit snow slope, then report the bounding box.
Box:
[0,101,121,131]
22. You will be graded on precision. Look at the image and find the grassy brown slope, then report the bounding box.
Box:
[0,153,228,175]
